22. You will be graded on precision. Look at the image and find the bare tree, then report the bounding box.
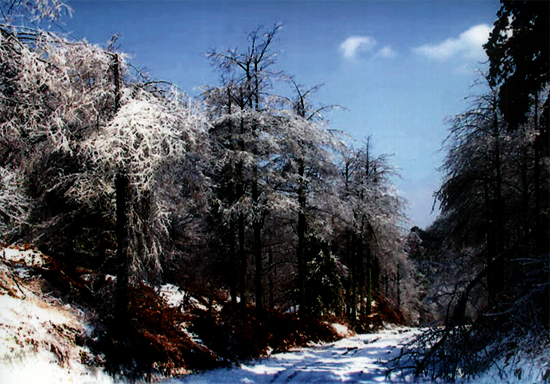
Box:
[336,139,408,323]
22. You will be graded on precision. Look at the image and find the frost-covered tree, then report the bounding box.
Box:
[0,25,207,324]
[0,28,118,241]
[401,74,549,380]
[271,82,344,318]
[1,0,72,24]
[80,80,207,322]
[437,79,508,305]
[336,140,408,322]
[437,79,549,319]
[0,166,29,237]
[204,25,282,315]
[406,221,469,325]
[205,29,354,318]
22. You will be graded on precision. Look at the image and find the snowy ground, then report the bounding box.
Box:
[0,246,116,384]
[161,327,425,384]
[161,326,549,384]
[1,246,547,384]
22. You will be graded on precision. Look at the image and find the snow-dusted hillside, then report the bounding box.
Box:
[0,246,117,384]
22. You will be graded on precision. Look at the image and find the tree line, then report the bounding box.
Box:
[0,9,414,331]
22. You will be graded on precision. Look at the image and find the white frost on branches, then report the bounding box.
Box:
[78,86,209,276]
[81,89,203,193]
[0,167,29,234]
[1,24,208,278]
[0,29,117,160]
[1,0,72,23]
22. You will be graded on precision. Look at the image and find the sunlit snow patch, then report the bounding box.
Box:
[0,246,119,384]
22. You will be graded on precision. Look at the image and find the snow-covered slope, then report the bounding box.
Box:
[0,246,117,384]
[457,344,550,384]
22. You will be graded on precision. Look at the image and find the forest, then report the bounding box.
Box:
[0,0,548,382]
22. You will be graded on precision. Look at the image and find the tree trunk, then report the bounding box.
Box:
[253,219,263,316]
[492,110,506,302]
[365,245,372,315]
[112,54,130,327]
[268,247,274,309]
[396,265,402,310]
[252,178,263,316]
[238,213,247,311]
[113,54,121,113]
[357,236,366,315]
[532,91,547,253]
[344,231,353,318]
[484,182,498,304]
[226,87,238,306]
[237,115,247,312]
[115,172,130,326]
[350,234,357,323]
[297,160,307,318]
[229,219,238,305]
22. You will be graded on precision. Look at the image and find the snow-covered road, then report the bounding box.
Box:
[162,327,422,384]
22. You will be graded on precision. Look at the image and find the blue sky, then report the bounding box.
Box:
[64,0,501,229]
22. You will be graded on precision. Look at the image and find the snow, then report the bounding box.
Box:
[161,327,426,384]
[331,323,354,338]
[158,283,207,346]
[0,291,119,384]
[0,356,117,384]
[161,325,549,384]
[0,246,119,384]
[2,246,547,384]
[159,283,187,307]
[455,344,550,384]
[158,283,219,312]
[2,245,48,268]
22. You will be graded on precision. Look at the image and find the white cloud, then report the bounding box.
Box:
[413,24,491,62]
[374,46,397,59]
[339,36,376,59]
[339,36,396,60]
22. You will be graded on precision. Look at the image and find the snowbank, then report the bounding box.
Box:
[0,355,117,384]
[0,246,119,384]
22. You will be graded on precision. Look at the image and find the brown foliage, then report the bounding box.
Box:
[188,303,340,362]
[20,253,220,379]
[128,284,219,372]
[354,295,406,333]
[90,283,219,380]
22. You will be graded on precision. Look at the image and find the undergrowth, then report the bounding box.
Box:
[189,304,340,362]
[26,254,341,382]
[87,283,219,382]
[354,295,406,334]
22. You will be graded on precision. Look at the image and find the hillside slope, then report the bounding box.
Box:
[0,245,116,383]
[0,245,340,382]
